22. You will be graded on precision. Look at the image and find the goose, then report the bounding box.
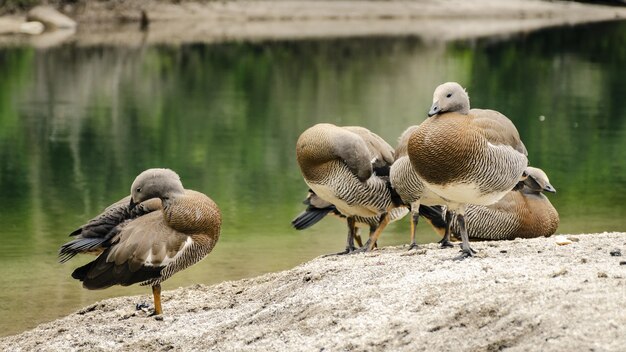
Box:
[59,168,221,315]
[295,123,403,253]
[291,190,412,248]
[390,125,454,249]
[408,82,528,258]
[435,166,558,241]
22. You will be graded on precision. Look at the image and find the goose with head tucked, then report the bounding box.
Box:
[295,123,403,254]
[408,82,528,258]
[432,166,558,242]
[59,168,222,315]
[291,190,412,249]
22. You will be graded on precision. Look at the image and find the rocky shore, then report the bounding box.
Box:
[2,232,624,351]
[1,0,626,47]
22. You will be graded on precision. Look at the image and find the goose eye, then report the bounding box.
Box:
[446,93,452,98]
[136,187,142,193]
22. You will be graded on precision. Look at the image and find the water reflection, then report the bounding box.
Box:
[1,20,625,337]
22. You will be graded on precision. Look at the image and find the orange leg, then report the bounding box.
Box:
[408,210,420,250]
[354,228,364,248]
[152,284,163,315]
[365,212,390,251]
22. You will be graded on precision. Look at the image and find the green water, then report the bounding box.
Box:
[1,20,625,337]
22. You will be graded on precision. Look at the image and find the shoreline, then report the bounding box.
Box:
[2,232,625,350]
[0,0,625,47]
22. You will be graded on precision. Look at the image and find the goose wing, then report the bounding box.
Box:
[470,109,528,156]
[59,197,162,263]
[394,125,419,158]
[71,212,190,289]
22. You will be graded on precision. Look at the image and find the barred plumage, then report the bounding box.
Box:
[296,123,402,252]
[447,167,559,241]
[390,125,450,248]
[408,82,528,258]
[291,190,408,247]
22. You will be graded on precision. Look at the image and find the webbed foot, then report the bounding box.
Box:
[136,302,161,317]
[136,302,150,311]
[438,238,454,248]
[453,247,477,260]
[323,246,358,257]
[354,239,378,253]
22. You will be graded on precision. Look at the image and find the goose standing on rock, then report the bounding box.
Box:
[59,168,222,315]
[408,82,528,258]
[295,123,403,253]
[390,125,454,249]
[291,190,435,248]
[435,166,558,241]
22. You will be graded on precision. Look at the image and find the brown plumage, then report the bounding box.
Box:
[431,167,559,241]
[408,82,528,258]
[390,125,452,249]
[59,168,221,315]
[296,123,400,253]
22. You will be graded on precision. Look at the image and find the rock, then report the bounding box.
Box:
[0,17,22,34]
[554,235,573,246]
[20,22,45,35]
[27,6,77,30]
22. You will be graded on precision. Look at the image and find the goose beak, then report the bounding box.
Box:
[543,184,557,193]
[428,102,440,117]
[129,198,138,210]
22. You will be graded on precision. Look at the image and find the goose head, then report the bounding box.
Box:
[428,82,470,117]
[523,167,556,194]
[129,168,185,209]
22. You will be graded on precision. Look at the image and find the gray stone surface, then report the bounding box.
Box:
[1,232,625,351]
[27,6,76,30]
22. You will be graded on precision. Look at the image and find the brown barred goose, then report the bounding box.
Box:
[59,168,221,315]
[291,190,412,248]
[390,125,454,249]
[295,123,403,253]
[408,82,528,258]
[436,166,559,241]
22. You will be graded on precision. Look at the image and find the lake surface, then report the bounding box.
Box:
[1,20,625,337]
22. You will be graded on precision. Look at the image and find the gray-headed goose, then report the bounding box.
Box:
[442,166,559,241]
[408,82,528,258]
[59,168,221,315]
[295,123,403,253]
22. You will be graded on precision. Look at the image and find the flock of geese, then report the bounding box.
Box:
[58,82,558,315]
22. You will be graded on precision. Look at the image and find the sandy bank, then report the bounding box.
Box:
[1,0,626,47]
[2,232,625,351]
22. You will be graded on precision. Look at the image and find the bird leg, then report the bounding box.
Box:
[408,210,420,250]
[325,217,358,256]
[453,209,476,260]
[367,226,379,249]
[360,212,390,252]
[354,228,364,248]
[151,284,162,316]
[439,209,455,248]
